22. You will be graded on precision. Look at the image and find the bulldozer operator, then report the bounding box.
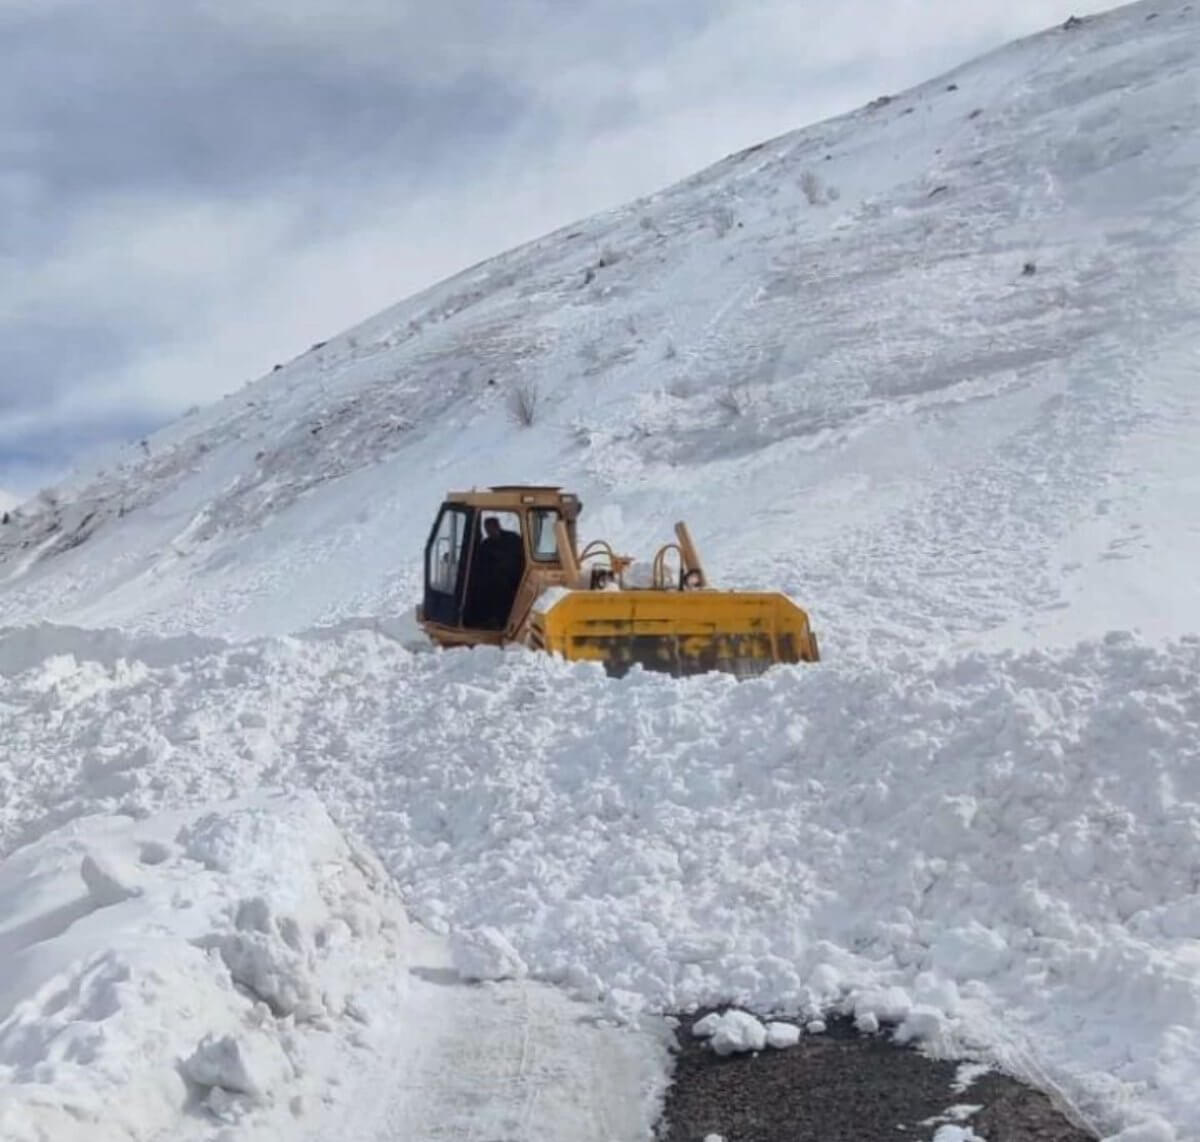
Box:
[464,516,524,629]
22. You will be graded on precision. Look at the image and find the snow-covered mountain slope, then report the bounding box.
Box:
[1,0,1197,655]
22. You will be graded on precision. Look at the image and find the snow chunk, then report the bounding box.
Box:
[914,972,962,1016]
[894,1004,950,1046]
[603,987,648,1024]
[176,797,329,876]
[952,1062,992,1093]
[932,1127,985,1142]
[450,925,527,981]
[198,895,326,1019]
[853,985,913,1024]
[691,1012,722,1039]
[765,1021,801,1049]
[705,1010,768,1056]
[931,921,1011,980]
[80,849,144,905]
[182,1029,295,1102]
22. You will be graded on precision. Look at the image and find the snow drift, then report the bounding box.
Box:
[0,791,406,1142]
[1,622,1198,1136]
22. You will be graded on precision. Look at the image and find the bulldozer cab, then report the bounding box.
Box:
[418,484,819,675]
[420,487,579,638]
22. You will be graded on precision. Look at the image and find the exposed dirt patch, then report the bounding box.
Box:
[657,1013,1097,1142]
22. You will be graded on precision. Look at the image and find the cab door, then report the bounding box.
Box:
[422,505,475,627]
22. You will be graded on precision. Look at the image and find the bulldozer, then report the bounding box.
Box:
[415,485,819,678]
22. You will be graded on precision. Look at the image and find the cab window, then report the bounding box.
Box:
[427,506,470,594]
[529,508,561,562]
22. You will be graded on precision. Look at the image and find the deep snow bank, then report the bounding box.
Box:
[0,623,1198,1137]
[0,790,406,1142]
[0,621,228,678]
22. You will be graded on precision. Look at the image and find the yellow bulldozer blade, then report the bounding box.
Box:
[530,590,819,679]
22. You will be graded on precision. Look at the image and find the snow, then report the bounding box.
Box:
[932,1127,986,1142]
[304,923,670,1142]
[707,1010,769,1056]
[952,1062,993,1093]
[449,925,528,982]
[0,787,667,1142]
[0,792,408,1142]
[765,1021,801,1050]
[923,1104,985,1125]
[691,1013,723,1039]
[1,622,1198,1135]
[0,1,1199,1139]
[182,1030,297,1104]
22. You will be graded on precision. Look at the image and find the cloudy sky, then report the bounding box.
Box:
[1,0,1109,499]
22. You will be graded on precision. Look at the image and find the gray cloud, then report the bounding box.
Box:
[1,2,532,243]
[0,321,127,409]
[0,0,1111,496]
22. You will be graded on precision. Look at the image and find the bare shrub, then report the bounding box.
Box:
[509,381,540,427]
[800,170,825,206]
[711,204,735,237]
[715,384,749,417]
